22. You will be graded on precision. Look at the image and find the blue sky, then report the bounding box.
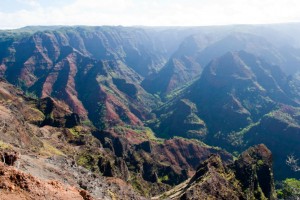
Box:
[0,0,300,29]
[0,0,73,12]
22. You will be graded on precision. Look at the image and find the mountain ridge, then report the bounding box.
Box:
[1,24,300,199]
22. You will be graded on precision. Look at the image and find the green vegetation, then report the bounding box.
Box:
[184,113,204,124]
[75,148,103,172]
[277,178,300,199]
[0,30,32,42]
[257,159,264,166]
[113,125,164,143]
[25,91,38,99]
[0,140,12,150]
[95,102,107,130]
[266,110,299,127]
[68,127,81,137]
[158,175,169,183]
[40,141,64,156]
[144,127,164,143]
[164,78,198,101]
[173,136,215,149]
[227,121,260,147]
[25,107,45,122]
[81,120,94,127]
[77,154,95,170]
[129,174,151,197]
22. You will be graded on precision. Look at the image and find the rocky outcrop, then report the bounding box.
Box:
[179,155,244,200]
[0,151,19,166]
[65,113,81,128]
[234,144,276,200]
[135,141,152,153]
[155,144,276,200]
[37,97,80,128]
[90,128,234,196]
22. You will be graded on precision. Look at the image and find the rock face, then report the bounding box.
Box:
[37,97,80,127]
[234,144,276,200]
[0,27,166,131]
[93,129,233,192]
[156,144,276,200]
[179,155,244,200]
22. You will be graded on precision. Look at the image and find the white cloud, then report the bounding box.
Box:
[16,0,40,7]
[1,0,300,29]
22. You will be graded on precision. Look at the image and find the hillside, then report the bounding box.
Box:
[0,78,234,198]
[150,50,300,181]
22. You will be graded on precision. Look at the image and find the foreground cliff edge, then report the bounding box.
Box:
[0,144,276,200]
[0,161,93,200]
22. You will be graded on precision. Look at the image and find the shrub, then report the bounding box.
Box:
[277,178,300,199]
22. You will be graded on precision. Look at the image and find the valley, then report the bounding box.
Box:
[1,24,300,199]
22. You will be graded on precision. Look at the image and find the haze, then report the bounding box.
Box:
[0,0,300,29]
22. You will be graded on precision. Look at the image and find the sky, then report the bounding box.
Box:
[0,0,300,29]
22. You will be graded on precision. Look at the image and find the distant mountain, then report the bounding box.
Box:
[193,51,298,133]
[143,31,300,97]
[153,51,298,138]
[196,32,300,76]
[142,34,218,95]
[1,26,169,76]
[0,27,170,130]
[150,50,300,181]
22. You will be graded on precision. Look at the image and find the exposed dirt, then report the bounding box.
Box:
[17,154,145,200]
[0,162,93,200]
